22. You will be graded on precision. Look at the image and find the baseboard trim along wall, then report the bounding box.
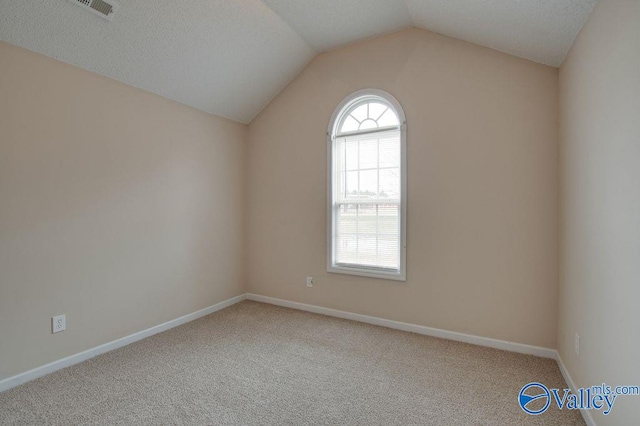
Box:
[0,294,247,393]
[4,291,591,425]
[247,294,596,424]
[557,354,597,426]
[245,293,557,359]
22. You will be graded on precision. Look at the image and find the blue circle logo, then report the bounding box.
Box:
[519,382,551,415]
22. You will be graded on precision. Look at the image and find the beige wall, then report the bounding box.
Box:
[559,0,640,423]
[247,28,560,348]
[0,41,247,381]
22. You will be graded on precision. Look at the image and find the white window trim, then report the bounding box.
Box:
[326,89,407,281]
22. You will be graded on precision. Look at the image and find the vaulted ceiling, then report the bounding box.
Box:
[0,0,596,123]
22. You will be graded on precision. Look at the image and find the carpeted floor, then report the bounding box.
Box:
[0,300,584,425]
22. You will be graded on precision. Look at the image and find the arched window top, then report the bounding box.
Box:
[337,99,399,134]
[330,89,405,138]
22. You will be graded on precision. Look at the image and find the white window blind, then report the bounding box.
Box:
[334,130,401,271]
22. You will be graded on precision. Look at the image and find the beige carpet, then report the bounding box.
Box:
[0,301,584,425]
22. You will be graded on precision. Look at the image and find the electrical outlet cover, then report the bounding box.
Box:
[52,315,66,333]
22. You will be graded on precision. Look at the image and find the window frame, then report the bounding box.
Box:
[326,89,407,281]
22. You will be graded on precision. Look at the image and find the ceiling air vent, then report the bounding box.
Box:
[68,0,120,21]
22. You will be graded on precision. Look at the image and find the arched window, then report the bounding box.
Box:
[327,89,407,281]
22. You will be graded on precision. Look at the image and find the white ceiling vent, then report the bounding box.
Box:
[67,0,120,21]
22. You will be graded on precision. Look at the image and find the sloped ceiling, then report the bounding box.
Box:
[0,0,596,123]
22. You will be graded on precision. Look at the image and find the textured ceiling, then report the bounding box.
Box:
[0,0,315,123]
[404,0,598,68]
[262,0,412,51]
[0,0,596,123]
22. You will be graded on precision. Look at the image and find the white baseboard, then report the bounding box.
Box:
[0,291,595,426]
[247,294,598,423]
[0,293,247,393]
[246,293,557,359]
[556,353,597,426]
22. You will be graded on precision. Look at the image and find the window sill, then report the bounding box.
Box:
[327,265,406,282]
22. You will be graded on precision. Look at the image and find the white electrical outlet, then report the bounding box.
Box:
[574,333,580,356]
[306,276,314,287]
[52,315,66,334]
